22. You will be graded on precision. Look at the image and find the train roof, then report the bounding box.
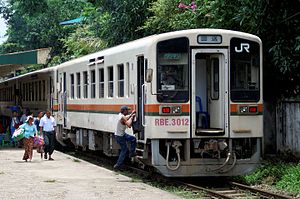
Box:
[53,28,261,68]
[0,29,261,83]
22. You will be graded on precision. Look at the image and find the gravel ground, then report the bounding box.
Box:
[0,148,179,199]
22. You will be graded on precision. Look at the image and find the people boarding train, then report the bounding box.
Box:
[113,106,137,171]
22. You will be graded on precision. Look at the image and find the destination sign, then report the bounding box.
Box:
[197,35,222,44]
[162,53,181,60]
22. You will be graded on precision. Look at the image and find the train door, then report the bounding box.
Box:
[58,72,67,127]
[191,49,229,137]
[136,56,145,140]
[63,72,67,127]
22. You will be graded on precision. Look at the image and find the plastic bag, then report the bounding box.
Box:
[12,128,24,141]
[34,136,44,147]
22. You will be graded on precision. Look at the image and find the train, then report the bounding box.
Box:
[0,29,263,177]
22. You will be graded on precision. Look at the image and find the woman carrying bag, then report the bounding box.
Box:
[19,116,38,162]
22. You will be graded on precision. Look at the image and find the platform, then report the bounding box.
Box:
[0,149,179,199]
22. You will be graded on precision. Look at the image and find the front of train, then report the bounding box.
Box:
[143,29,263,177]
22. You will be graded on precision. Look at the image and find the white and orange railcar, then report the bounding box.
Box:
[0,29,263,177]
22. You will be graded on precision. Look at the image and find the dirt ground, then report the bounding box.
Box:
[0,148,179,199]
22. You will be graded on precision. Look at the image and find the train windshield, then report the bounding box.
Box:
[230,38,260,102]
[157,37,189,103]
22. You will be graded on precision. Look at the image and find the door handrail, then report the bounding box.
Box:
[141,84,146,127]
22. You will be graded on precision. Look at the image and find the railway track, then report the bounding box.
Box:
[124,163,295,199]
[66,150,296,199]
[176,180,295,199]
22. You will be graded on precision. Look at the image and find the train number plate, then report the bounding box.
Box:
[154,118,189,126]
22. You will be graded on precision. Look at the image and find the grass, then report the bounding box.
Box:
[44,179,56,183]
[148,181,205,199]
[72,158,81,162]
[235,160,300,196]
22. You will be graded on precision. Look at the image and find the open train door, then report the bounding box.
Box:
[57,72,67,128]
[191,49,229,137]
[136,56,145,140]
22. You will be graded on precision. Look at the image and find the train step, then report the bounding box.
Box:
[137,140,146,144]
[195,128,224,136]
[136,148,144,152]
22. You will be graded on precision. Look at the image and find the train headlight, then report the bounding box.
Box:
[238,105,258,115]
[171,106,181,114]
[239,106,248,114]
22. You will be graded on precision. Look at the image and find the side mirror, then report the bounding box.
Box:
[146,68,153,83]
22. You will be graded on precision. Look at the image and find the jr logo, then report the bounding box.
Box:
[235,43,250,53]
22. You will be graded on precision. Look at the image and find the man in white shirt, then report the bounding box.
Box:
[114,106,137,171]
[39,109,56,161]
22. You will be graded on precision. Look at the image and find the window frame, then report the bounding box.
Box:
[117,64,124,98]
[107,66,114,98]
[70,74,75,99]
[99,68,104,98]
[90,70,96,98]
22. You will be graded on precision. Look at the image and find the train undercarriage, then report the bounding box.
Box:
[57,125,261,177]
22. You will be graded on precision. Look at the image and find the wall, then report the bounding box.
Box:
[276,100,300,156]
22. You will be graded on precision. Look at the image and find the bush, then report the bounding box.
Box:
[276,163,300,195]
[243,163,287,185]
[239,162,300,196]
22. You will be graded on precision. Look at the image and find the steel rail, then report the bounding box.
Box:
[65,151,296,199]
[229,181,295,199]
[175,181,234,199]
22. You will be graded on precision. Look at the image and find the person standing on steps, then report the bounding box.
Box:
[39,109,56,161]
[113,106,137,171]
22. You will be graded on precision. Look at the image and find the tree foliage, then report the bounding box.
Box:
[143,0,299,98]
[0,0,90,55]
[85,0,153,47]
[0,0,299,98]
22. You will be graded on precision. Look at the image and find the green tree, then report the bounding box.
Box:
[0,0,90,55]
[143,0,299,98]
[86,0,153,47]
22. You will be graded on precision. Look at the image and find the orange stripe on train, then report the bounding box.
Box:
[52,104,190,113]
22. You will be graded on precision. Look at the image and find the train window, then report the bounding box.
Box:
[108,66,114,98]
[70,74,75,99]
[76,73,81,98]
[22,84,25,101]
[24,84,27,101]
[31,82,34,101]
[230,38,260,102]
[99,68,104,98]
[117,64,124,97]
[25,84,27,101]
[7,88,9,101]
[42,80,46,101]
[90,70,95,98]
[27,83,30,101]
[26,84,29,101]
[35,82,38,101]
[40,81,43,101]
[211,58,219,100]
[39,81,41,101]
[83,71,88,98]
[157,37,189,103]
